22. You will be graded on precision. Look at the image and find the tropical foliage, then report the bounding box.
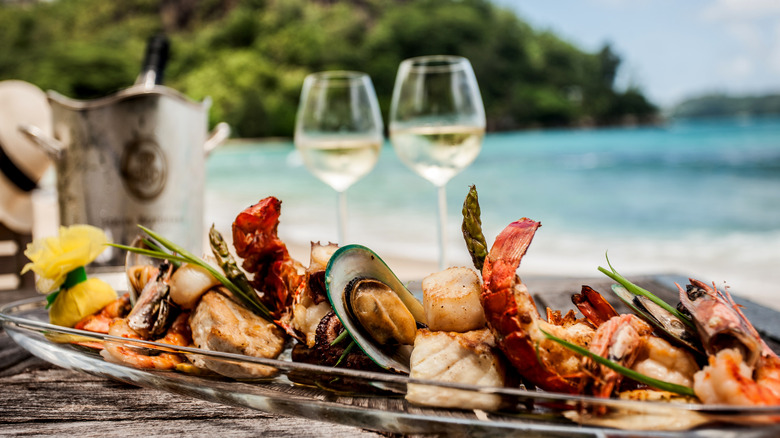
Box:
[0,0,658,137]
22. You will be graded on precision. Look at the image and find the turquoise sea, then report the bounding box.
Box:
[206,117,780,307]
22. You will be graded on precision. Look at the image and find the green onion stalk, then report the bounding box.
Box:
[598,254,694,329]
[541,329,696,397]
[110,225,272,321]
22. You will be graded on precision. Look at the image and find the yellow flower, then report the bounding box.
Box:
[48,278,117,327]
[21,225,109,293]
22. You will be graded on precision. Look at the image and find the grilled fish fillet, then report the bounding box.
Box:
[406,328,505,411]
[189,288,285,378]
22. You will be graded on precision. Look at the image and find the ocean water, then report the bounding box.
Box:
[206,117,780,308]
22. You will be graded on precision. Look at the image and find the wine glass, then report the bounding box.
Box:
[294,71,384,244]
[389,56,485,270]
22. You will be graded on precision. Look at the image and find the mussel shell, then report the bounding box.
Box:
[125,235,158,305]
[325,244,425,373]
[127,261,174,339]
[612,284,704,355]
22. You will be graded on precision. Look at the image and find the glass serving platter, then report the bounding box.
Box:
[2,296,780,437]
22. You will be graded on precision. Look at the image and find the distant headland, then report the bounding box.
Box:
[671,93,780,119]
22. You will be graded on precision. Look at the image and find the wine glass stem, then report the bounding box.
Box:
[437,184,447,270]
[337,190,348,245]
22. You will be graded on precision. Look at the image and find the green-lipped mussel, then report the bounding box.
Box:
[612,284,704,355]
[325,244,426,373]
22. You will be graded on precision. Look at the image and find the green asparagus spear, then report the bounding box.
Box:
[461,185,489,271]
[209,225,255,297]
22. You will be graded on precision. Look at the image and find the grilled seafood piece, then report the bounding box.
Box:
[289,311,386,393]
[126,265,157,303]
[585,314,654,398]
[679,279,780,405]
[232,197,304,317]
[422,267,485,333]
[630,336,699,389]
[609,284,703,355]
[573,289,699,396]
[310,311,384,371]
[189,288,286,379]
[406,328,505,411]
[125,235,159,304]
[572,285,619,328]
[480,219,699,400]
[481,218,594,393]
[74,293,132,335]
[288,242,339,347]
[101,312,191,370]
[168,262,220,309]
[583,314,697,399]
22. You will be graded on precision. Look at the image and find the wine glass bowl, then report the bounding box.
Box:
[294,71,384,243]
[389,125,483,188]
[389,56,485,268]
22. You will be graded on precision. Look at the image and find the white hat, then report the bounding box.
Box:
[0,80,52,234]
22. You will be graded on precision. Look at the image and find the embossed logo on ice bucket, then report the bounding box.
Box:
[120,137,167,201]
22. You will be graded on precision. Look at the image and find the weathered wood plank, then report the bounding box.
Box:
[1,288,383,438]
[0,364,382,437]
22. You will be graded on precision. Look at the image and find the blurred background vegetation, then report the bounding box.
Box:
[0,0,660,138]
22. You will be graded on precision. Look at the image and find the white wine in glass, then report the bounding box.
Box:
[295,71,384,244]
[389,56,485,269]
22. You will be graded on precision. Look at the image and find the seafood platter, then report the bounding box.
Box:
[2,187,780,436]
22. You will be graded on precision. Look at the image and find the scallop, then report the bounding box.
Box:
[325,244,426,373]
[169,263,220,309]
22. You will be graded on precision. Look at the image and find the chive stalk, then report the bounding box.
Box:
[541,329,696,397]
[110,225,272,320]
[599,254,694,329]
[334,340,356,367]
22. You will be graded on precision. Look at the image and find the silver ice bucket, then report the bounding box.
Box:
[21,84,229,266]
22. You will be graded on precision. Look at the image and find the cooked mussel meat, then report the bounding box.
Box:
[346,277,417,345]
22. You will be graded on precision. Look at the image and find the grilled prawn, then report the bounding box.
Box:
[480,218,594,393]
[480,218,699,398]
[679,279,780,405]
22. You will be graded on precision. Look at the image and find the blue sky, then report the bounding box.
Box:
[494,0,780,108]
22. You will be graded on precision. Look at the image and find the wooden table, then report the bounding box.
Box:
[2,275,779,436]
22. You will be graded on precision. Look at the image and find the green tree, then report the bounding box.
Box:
[0,0,658,136]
